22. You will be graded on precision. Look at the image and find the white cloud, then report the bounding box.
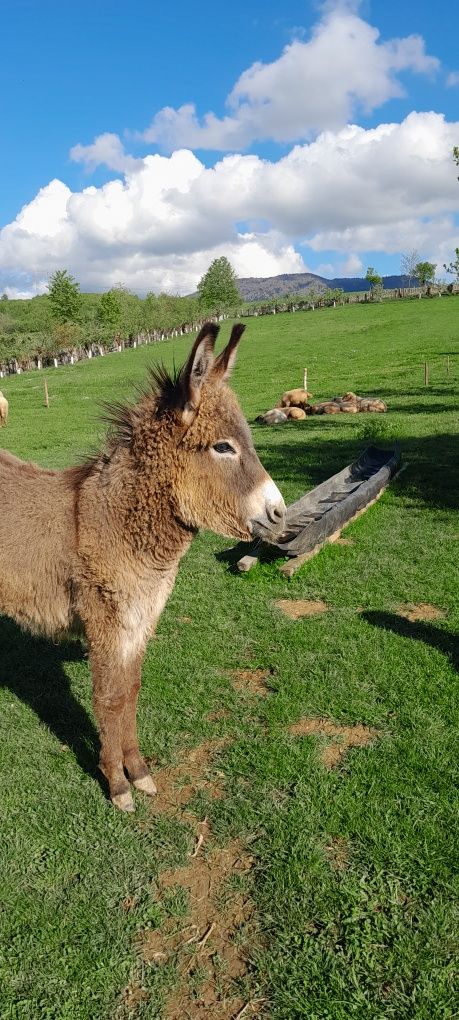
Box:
[446,71,459,88]
[70,133,140,174]
[339,253,364,276]
[138,8,439,150]
[1,113,458,297]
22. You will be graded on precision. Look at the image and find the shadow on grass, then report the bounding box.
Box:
[252,432,459,511]
[216,538,284,573]
[372,403,457,416]
[362,611,459,674]
[0,615,103,787]
[367,386,457,399]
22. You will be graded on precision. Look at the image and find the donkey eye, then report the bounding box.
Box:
[212,441,236,455]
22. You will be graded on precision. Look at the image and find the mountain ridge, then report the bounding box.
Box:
[236,272,413,301]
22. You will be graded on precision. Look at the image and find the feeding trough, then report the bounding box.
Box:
[236,445,401,577]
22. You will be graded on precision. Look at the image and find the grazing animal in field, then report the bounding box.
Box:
[256,408,288,424]
[285,406,307,420]
[280,388,313,408]
[0,390,8,426]
[0,323,285,812]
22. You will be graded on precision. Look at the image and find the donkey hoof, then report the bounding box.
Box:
[112,790,135,812]
[133,774,157,796]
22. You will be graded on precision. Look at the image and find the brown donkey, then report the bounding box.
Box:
[0,323,285,811]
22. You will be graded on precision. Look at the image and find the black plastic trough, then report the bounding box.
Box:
[270,444,400,558]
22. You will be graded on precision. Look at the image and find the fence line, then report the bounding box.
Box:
[1,286,458,379]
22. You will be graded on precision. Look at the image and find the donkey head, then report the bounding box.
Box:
[151,322,285,542]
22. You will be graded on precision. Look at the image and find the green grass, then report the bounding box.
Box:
[0,298,458,1019]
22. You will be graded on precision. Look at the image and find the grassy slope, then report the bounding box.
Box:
[0,299,458,1019]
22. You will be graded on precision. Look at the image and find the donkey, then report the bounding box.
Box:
[0,323,285,811]
[0,390,8,426]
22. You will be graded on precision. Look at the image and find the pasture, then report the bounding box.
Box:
[0,298,458,1020]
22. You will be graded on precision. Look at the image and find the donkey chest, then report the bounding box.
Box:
[119,570,176,660]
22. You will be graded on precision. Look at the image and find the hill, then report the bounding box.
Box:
[236,272,412,301]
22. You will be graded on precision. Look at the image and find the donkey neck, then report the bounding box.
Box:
[87,429,195,569]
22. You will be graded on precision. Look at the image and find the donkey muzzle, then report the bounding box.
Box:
[248,478,286,541]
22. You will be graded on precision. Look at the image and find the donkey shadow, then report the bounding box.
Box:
[362,611,459,674]
[0,615,102,785]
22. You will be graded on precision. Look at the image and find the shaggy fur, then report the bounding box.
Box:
[0,323,285,811]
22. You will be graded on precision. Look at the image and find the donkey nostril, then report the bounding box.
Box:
[267,503,285,525]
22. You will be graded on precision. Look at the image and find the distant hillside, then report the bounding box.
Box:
[236,272,414,301]
[236,272,328,301]
[329,274,416,293]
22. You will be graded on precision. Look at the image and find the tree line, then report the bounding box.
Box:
[2,236,459,373]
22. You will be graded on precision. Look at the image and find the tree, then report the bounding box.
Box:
[97,288,122,330]
[48,270,82,323]
[414,261,436,290]
[1,293,8,301]
[197,257,239,313]
[365,267,382,293]
[400,249,419,288]
[443,248,459,283]
[453,146,459,178]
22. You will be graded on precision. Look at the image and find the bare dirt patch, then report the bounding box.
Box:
[141,840,259,1019]
[334,537,355,547]
[149,739,231,815]
[275,599,328,619]
[230,669,271,697]
[288,717,378,768]
[205,708,231,722]
[397,603,446,622]
[137,740,263,1017]
[323,836,351,871]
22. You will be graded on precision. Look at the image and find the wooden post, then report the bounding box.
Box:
[424,362,429,386]
[303,367,308,392]
[44,378,49,408]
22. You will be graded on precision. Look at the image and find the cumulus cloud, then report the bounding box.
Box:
[70,133,140,174]
[138,8,439,150]
[1,113,458,297]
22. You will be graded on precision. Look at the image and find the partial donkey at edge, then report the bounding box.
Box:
[0,390,8,426]
[0,323,285,811]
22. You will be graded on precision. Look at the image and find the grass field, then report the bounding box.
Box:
[0,298,458,1020]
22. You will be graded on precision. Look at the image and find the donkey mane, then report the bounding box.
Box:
[98,322,223,458]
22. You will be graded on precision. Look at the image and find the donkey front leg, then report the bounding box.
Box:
[121,651,157,797]
[91,648,136,812]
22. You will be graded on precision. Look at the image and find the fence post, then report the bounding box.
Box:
[44,379,49,408]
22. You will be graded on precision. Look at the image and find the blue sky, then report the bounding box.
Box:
[1,0,458,295]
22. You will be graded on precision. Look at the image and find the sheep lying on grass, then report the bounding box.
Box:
[256,408,289,425]
[285,406,307,420]
[256,389,387,424]
[0,391,8,426]
[312,401,342,415]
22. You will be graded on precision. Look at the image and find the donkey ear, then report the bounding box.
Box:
[213,323,246,380]
[180,322,219,417]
